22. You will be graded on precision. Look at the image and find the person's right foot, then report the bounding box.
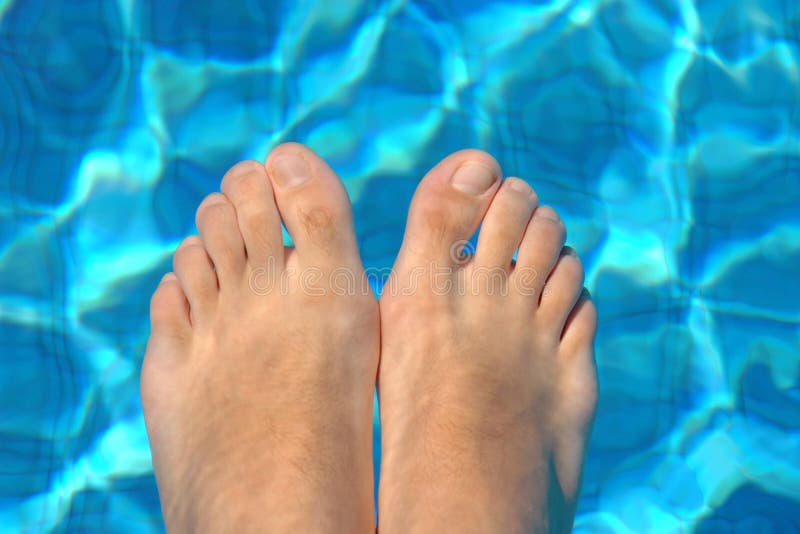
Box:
[377,150,598,533]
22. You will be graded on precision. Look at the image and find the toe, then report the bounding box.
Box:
[512,205,566,298]
[474,178,538,270]
[560,289,598,352]
[143,273,191,406]
[553,291,598,499]
[220,160,284,269]
[398,149,501,268]
[195,193,246,286]
[265,143,360,268]
[149,272,191,339]
[173,236,218,320]
[538,248,585,332]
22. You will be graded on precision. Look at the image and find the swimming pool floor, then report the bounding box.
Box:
[0,1,799,532]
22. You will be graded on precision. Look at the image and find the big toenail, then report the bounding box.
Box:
[451,162,498,195]
[271,153,311,188]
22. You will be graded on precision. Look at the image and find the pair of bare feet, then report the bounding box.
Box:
[141,144,598,533]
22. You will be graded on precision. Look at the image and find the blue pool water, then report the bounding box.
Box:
[1,0,799,532]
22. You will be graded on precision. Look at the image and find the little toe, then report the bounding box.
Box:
[195,193,246,286]
[143,273,191,406]
[553,290,598,496]
[474,178,538,270]
[560,289,598,352]
[220,160,284,270]
[397,149,502,269]
[173,235,218,321]
[538,248,585,332]
[513,205,566,298]
[149,272,191,340]
[265,143,360,268]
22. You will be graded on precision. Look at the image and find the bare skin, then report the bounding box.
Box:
[377,150,598,533]
[141,144,378,533]
[142,144,597,533]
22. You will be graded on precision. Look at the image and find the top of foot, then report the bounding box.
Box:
[378,149,598,534]
[142,144,379,533]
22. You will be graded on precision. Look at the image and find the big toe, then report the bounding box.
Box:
[265,143,361,270]
[396,149,501,269]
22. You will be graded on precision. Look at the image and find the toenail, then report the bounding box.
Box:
[451,162,498,195]
[508,178,535,199]
[537,207,561,223]
[270,153,311,188]
[204,194,227,206]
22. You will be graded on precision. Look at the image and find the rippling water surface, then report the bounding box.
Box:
[1,1,799,532]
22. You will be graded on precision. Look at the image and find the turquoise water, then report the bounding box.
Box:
[1,0,799,532]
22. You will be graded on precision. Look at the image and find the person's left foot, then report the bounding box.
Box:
[377,150,598,533]
[141,144,379,533]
